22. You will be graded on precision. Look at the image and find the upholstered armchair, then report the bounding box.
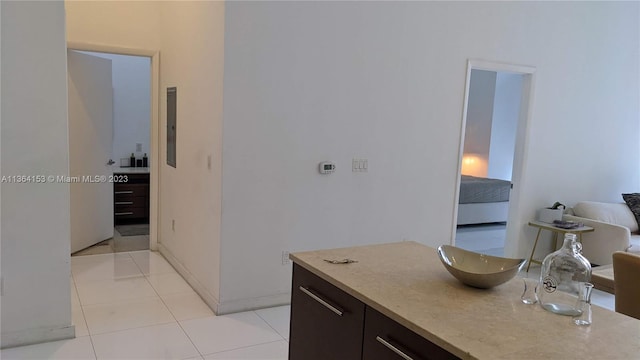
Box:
[563,201,640,266]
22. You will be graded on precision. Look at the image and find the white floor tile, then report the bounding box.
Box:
[72,255,143,283]
[204,340,288,359]
[255,306,291,340]
[146,273,194,295]
[72,308,89,337]
[0,336,95,360]
[71,281,82,312]
[181,311,283,355]
[71,252,132,267]
[161,292,215,321]
[91,322,200,360]
[71,252,119,266]
[75,276,156,305]
[130,250,177,275]
[83,297,175,335]
[456,223,506,253]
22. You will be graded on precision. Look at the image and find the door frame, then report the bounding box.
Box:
[451,59,537,249]
[67,41,160,251]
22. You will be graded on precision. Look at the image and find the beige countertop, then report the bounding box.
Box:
[290,241,640,360]
[113,167,150,174]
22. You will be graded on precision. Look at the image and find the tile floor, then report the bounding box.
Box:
[72,226,150,256]
[455,223,507,257]
[1,251,290,359]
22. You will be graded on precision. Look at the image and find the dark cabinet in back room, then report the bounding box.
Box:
[113,173,149,225]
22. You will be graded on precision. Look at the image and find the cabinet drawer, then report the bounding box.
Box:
[363,307,459,360]
[114,173,149,184]
[114,205,146,219]
[114,196,147,208]
[114,183,148,198]
[289,264,365,360]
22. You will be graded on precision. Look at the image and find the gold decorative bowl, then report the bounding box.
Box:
[437,245,526,289]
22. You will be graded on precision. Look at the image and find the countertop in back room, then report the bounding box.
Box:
[113,167,150,174]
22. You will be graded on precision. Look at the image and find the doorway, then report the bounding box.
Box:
[67,42,161,254]
[452,60,536,256]
[69,50,153,255]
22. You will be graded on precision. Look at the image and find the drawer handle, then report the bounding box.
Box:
[115,191,133,194]
[298,286,343,316]
[376,336,415,360]
[115,201,134,205]
[115,212,134,216]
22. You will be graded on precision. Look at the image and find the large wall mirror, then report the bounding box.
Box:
[453,61,536,258]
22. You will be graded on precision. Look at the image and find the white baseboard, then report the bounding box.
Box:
[217,293,291,315]
[157,244,291,315]
[157,243,221,314]
[1,324,75,349]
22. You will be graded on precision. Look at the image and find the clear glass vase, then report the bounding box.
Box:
[537,233,592,316]
[573,282,594,325]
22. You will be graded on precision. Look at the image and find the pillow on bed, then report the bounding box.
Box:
[622,193,640,230]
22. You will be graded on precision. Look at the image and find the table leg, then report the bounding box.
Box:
[527,228,543,272]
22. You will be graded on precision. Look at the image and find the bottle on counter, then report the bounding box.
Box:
[142,153,148,168]
[537,233,591,316]
[130,153,136,168]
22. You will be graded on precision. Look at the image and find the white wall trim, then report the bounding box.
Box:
[216,293,291,316]
[1,325,75,349]
[466,59,537,76]
[452,59,537,249]
[158,243,289,315]
[157,244,221,314]
[66,42,160,251]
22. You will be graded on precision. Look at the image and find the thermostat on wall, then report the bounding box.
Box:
[319,161,336,174]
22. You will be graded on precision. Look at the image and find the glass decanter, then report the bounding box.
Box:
[537,233,591,316]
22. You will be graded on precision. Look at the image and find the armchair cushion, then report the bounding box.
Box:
[563,214,631,266]
[573,201,639,233]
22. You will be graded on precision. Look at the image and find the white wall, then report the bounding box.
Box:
[156,1,225,312]
[65,1,162,51]
[488,73,522,181]
[86,53,151,165]
[220,1,639,310]
[1,1,74,347]
[463,69,497,177]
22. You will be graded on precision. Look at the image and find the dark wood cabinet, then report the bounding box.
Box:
[289,264,459,360]
[363,307,459,360]
[289,265,365,360]
[113,173,149,225]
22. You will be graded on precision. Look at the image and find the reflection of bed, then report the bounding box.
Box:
[457,175,511,225]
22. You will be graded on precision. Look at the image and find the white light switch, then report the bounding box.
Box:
[353,158,368,172]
